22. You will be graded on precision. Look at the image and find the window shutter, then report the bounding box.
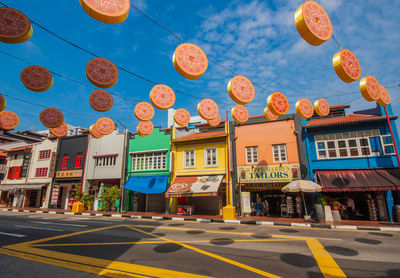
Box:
[14,166,21,179]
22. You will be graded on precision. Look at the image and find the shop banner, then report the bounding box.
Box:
[237,164,300,183]
[56,170,83,178]
[50,185,59,206]
[241,192,252,214]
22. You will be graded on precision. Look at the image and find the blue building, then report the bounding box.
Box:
[303,104,400,221]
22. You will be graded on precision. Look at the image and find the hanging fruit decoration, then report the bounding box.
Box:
[174,108,190,126]
[40,108,64,128]
[377,85,390,106]
[49,122,68,138]
[134,102,154,121]
[227,75,255,105]
[267,92,289,116]
[294,1,332,46]
[0,111,19,130]
[86,58,118,88]
[264,106,278,121]
[20,65,53,92]
[231,105,249,124]
[360,76,380,102]
[137,121,154,137]
[314,98,330,117]
[89,124,104,139]
[295,98,314,119]
[149,84,175,110]
[208,114,221,127]
[89,90,113,112]
[197,98,218,120]
[332,49,362,83]
[173,43,208,80]
[95,117,115,135]
[0,94,6,111]
[0,7,33,43]
[80,0,130,24]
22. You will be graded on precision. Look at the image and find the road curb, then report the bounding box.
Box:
[2,208,400,232]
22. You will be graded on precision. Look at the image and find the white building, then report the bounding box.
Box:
[167,108,206,132]
[36,124,84,137]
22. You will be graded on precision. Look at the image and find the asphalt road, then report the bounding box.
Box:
[0,211,399,278]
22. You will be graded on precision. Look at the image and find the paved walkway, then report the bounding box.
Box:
[2,207,400,232]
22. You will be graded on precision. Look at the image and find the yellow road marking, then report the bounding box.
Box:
[128,226,282,278]
[306,239,347,278]
[31,238,298,247]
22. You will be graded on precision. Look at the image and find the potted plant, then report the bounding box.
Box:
[314,195,327,221]
[331,199,341,210]
[82,194,95,211]
[98,185,120,212]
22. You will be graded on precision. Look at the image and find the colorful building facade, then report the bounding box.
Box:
[303,104,400,221]
[124,127,171,212]
[167,127,229,215]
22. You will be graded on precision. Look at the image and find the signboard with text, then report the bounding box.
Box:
[56,170,82,178]
[237,164,300,183]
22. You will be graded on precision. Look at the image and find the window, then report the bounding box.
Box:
[273,144,287,162]
[7,166,21,180]
[95,155,117,167]
[184,150,195,168]
[246,146,259,164]
[131,151,167,171]
[315,130,376,159]
[35,167,48,177]
[62,154,69,169]
[39,150,51,159]
[205,148,218,167]
[75,153,83,168]
[382,135,395,155]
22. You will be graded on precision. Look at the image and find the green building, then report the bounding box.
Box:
[124,127,171,212]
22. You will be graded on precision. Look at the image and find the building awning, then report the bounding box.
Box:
[316,169,400,192]
[165,175,223,198]
[124,175,168,194]
[0,184,46,191]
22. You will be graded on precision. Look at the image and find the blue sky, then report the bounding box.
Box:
[0,0,399,132]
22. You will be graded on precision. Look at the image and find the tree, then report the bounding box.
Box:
[98,185,120,211]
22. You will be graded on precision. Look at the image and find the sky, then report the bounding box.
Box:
[0,0,399,133]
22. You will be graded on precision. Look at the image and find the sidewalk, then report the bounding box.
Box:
[2,207,400,232]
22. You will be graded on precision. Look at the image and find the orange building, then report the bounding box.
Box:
[231,114,308,217]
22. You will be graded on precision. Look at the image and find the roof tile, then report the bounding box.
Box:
[305,113,395,127]
[173,130,226,142]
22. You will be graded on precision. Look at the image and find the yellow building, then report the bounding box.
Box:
[166,129,229,215]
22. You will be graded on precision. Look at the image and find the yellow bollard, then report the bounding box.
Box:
[222,204,236,220]
[72,201,84,213]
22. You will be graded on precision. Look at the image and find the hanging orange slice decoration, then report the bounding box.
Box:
[20,65,53,92]
[377,85,390,106]
[89,90,113,112]
[173,43,208,80]
[95,117,114,135]
[89,124,104,139]
[227,75,255,105]
[86,58,118,89]
[264,106,278,121]
[0,94,6,111]
[40,108,64,128]
[80,0,130,24]
[149,84,175,110]
[267,92,289,116]
[333,49,362,83]
[49,122,68,137]
[0,111,19,130]
[360,76,380,102]
[208,114,221,127]
[174,108,190,126]
[314,99,330,117]
[231,105,249,124]
[134,102,154,121]
[295,98,314,119]
[137,121,154,137]
[197,99,218,120]
[294,1,332,46]
[0,7,32,43]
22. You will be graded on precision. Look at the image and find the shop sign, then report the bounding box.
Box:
[237,164,300,183]
[48,152,57,178]
[56,170,82,178]
[241,192,252,214]
[50,185,59,205]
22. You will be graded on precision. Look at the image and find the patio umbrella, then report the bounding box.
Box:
[281,180,322,217]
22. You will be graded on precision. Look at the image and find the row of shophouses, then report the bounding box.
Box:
[1,104,400,221]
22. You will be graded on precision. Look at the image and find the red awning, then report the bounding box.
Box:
[316,169,400,192]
